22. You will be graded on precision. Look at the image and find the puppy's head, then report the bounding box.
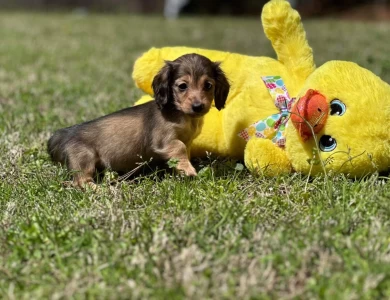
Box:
[152,53,230,116]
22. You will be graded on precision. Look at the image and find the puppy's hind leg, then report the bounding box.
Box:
[66,145,98,189]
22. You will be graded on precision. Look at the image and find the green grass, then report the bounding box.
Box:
[1,11,390,299]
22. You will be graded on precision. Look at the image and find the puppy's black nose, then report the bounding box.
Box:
[192,102,204,113]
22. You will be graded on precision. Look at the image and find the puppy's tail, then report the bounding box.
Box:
[47,129,69,164]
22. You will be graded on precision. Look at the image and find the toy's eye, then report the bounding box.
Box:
[330,99,346,116]
[319,135,337,152]
[205,81,213,91]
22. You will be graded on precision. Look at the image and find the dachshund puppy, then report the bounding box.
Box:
[47,53,230,188]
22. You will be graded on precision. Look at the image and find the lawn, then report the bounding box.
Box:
[1,11,390,299]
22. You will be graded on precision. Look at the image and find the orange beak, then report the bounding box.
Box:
[291,89,329,141]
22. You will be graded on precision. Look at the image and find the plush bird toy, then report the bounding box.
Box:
[133,0,390,177]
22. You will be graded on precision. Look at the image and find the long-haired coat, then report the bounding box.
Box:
[47,53,230,187]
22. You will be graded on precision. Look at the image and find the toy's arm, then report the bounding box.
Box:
[244,138,292,176]
[262,0,315,85]
[132,47,231,96]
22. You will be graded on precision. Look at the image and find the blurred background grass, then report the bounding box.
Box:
[0,11,389,134]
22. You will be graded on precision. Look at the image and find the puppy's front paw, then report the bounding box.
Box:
[72,178,97,190]
[177,163,197,177]
[184,165,197,177]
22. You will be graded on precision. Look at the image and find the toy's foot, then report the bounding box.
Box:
[244,138,292,176]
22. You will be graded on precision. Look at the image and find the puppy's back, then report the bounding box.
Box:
[47,102,159,168]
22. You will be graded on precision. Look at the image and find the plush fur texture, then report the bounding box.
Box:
[133,0,390,177]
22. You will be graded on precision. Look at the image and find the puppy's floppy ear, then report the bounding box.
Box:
[152,61,174,110]
[213,62,230,110]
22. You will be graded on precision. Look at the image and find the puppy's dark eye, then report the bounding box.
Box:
[178,83,188,91]
[205,82,213,91]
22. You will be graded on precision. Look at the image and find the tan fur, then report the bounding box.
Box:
[47,54,230,188]
[173,75,215,116]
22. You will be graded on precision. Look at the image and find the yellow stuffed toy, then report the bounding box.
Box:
[133,0,390,177]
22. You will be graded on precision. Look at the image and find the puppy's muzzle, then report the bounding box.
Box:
[192,102,205,113]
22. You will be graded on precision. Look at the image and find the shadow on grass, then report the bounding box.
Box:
[88,156,247,186]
